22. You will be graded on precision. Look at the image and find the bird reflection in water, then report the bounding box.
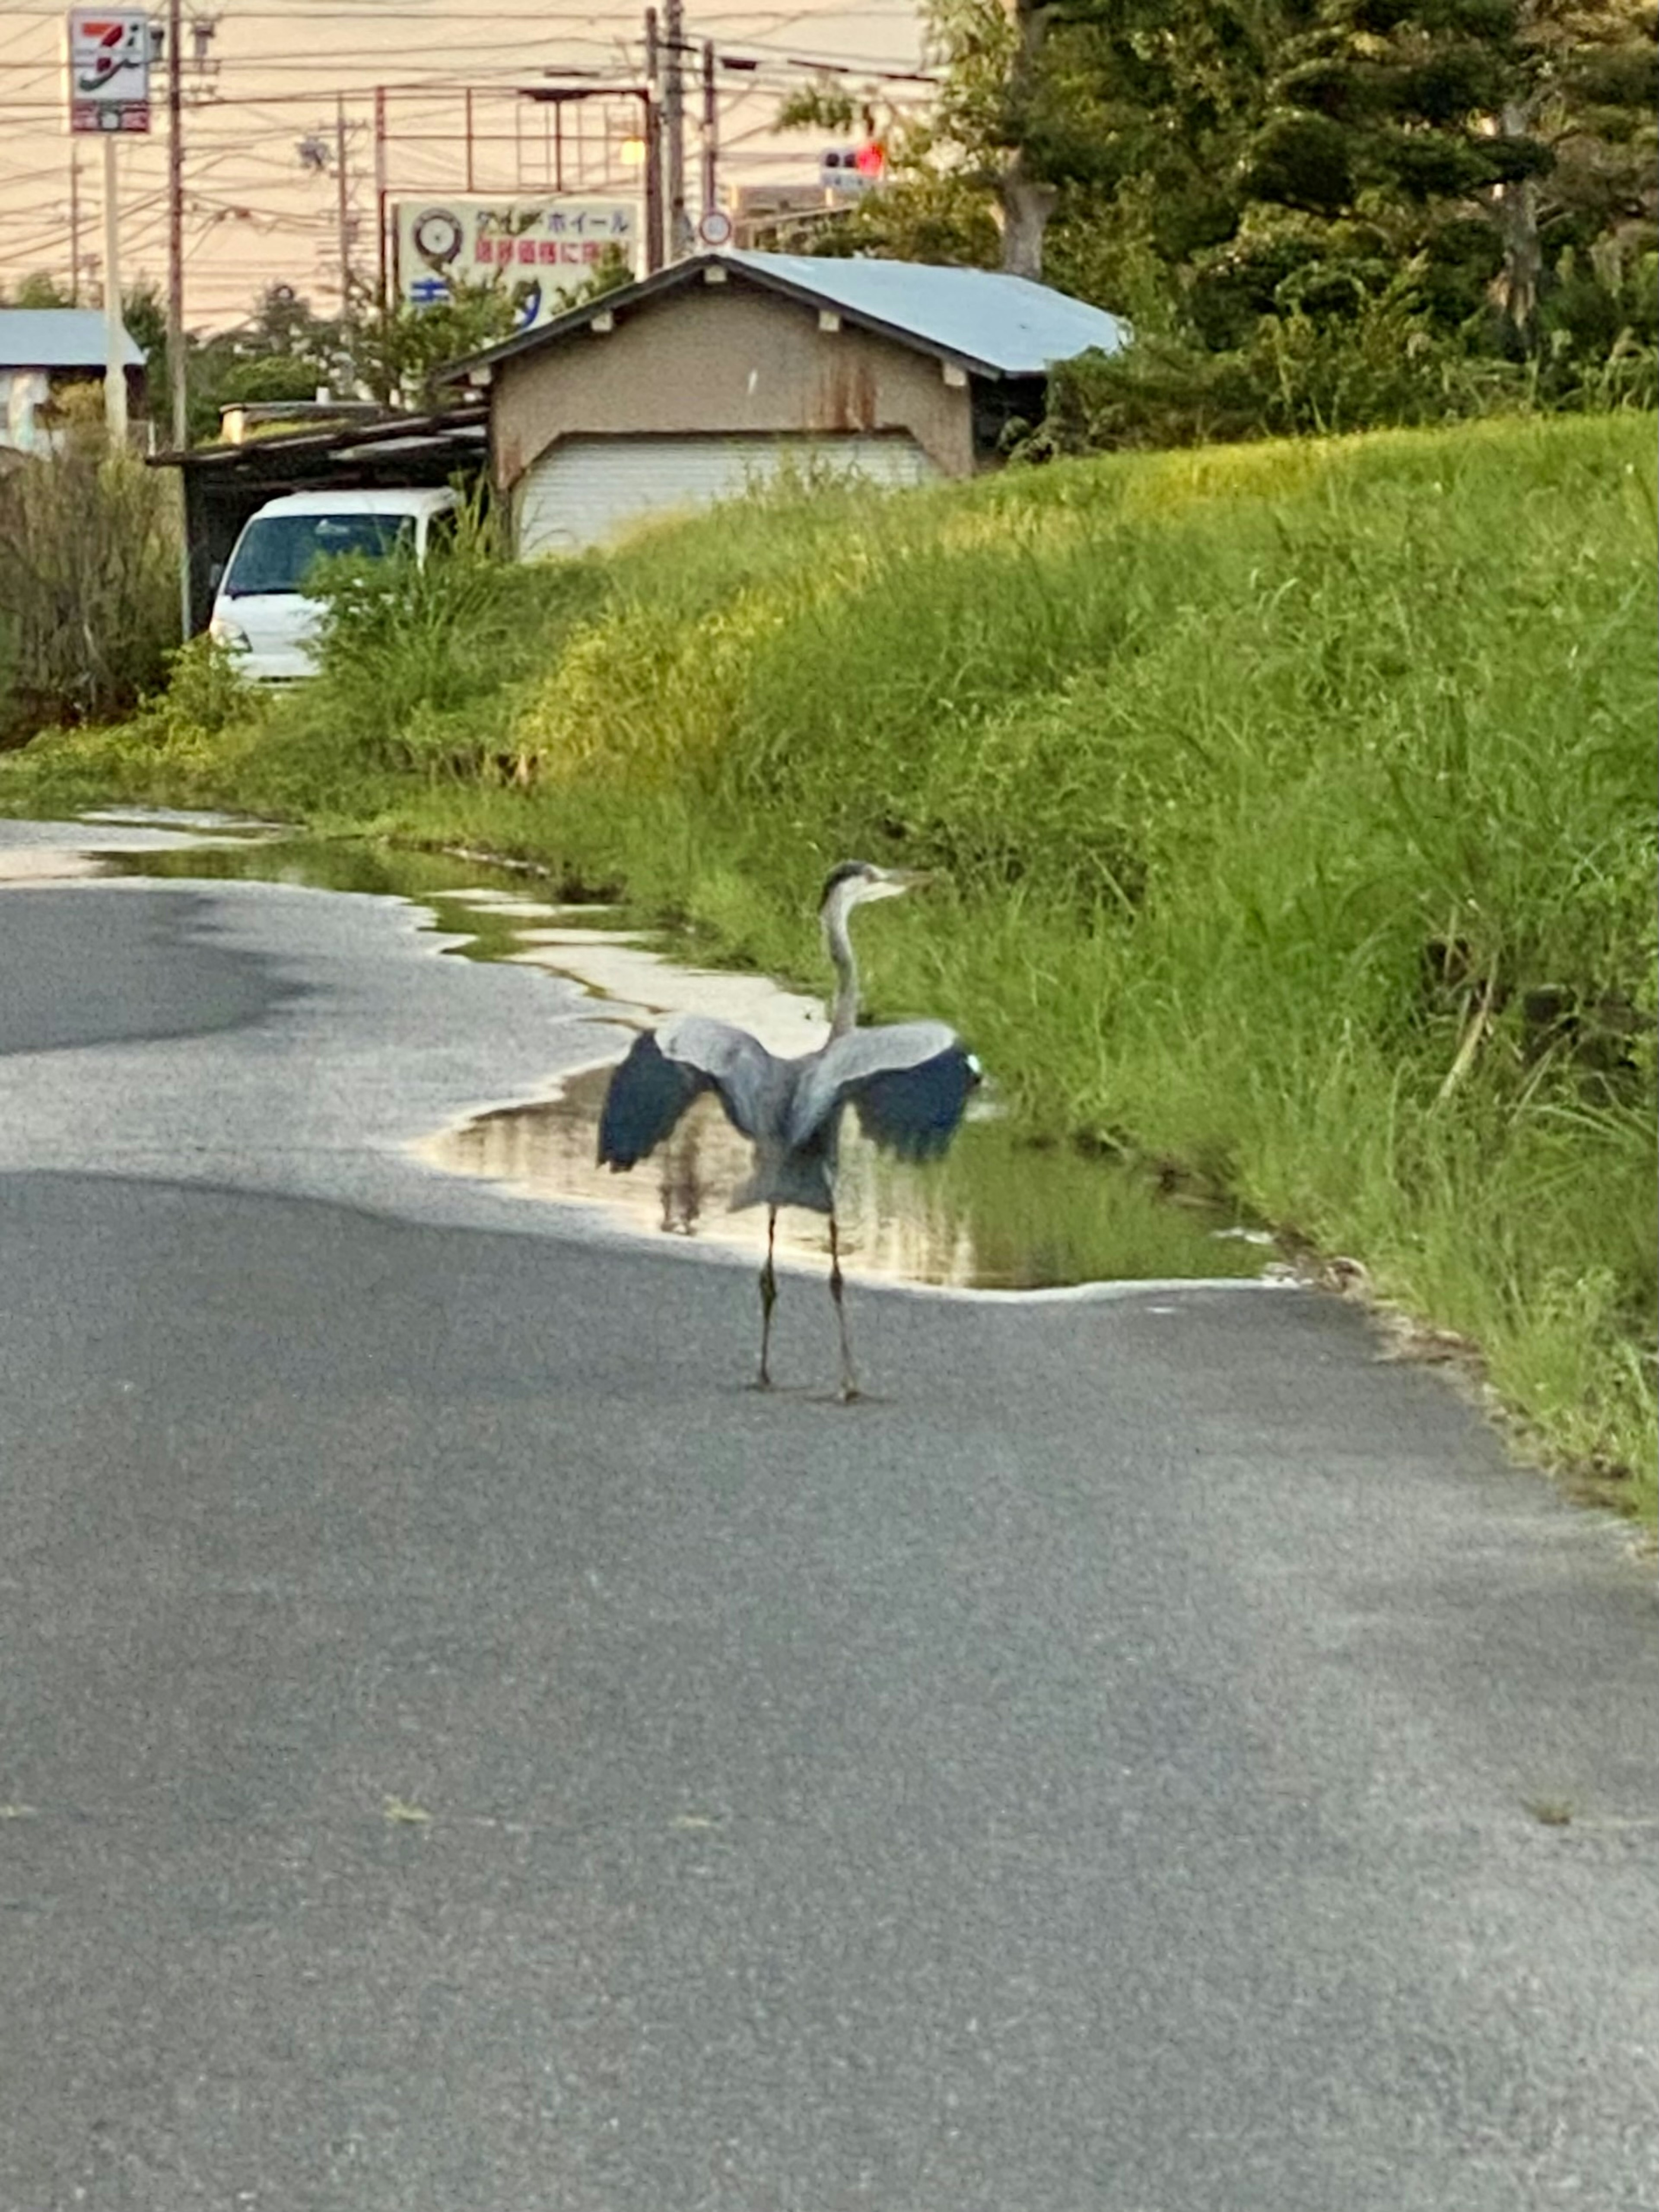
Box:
[657,1122,706,1237]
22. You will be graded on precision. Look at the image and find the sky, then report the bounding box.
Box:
[0,0,931,332]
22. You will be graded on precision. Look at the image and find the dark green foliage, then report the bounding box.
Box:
[792,0,1656,448]
[1,271,76,308]
[214,354,324,406]
[352,280,525,408]
[182,284,343,442]
[1244,113,1355,213]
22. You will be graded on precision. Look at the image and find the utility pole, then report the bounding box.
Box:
[167,0,190,636]
[335,95,353,329]
[373,87,388,317]
[166,0,187,451]
[643,8,664,271]
[69,152,81,304]
[663,0,689,259]
[101,136,127,445]
[700,40,717,222]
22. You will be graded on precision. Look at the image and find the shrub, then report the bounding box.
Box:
[1039,286,1532,454]
[1037,263,1657,455]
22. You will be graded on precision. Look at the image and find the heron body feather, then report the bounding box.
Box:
[783,1020,962,1151]
[594,860,977,1394]
[598,1015,978,1213]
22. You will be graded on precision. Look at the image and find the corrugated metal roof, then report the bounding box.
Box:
[0,308,144,371]
[724,253,1129,374]
[441,253,1129,383]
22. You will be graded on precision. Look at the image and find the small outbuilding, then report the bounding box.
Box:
[441,251,1129,558]
[0,308,145,456]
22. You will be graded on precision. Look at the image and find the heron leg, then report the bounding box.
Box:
[829,1213,858,1402]
[756,1206,778,1388]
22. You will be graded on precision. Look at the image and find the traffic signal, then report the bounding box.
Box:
[819,144,885,194]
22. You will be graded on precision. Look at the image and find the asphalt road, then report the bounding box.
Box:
[2,851,1656,2212]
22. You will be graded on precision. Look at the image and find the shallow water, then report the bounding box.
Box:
[422,1068,1273,1291]
[79,822,1275,1292]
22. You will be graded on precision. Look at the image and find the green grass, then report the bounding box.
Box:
[5,414,1655,1515]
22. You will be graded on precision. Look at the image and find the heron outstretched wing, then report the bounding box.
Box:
[597,1016,776,1170]
[786,1021,980,1162]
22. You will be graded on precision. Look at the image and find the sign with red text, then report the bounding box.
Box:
[393,199,640,329]
[67,9,151,133]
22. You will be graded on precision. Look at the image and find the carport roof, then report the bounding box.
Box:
[440,252,1129,384]
[148,399,487,476]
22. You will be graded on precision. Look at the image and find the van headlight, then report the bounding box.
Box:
[210,618,250,654]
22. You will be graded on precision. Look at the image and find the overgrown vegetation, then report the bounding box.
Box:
[0,394,181,742]
[3,416,1654,1514]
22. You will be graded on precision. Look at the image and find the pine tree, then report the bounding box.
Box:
[1239,0,1656,351]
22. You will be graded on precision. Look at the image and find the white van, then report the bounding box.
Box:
[207,486,459,681]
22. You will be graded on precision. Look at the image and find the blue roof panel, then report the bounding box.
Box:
[725,252,1129,373]
[0,307,144,371]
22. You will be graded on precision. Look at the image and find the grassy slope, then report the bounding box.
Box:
[7,416,1656,1511]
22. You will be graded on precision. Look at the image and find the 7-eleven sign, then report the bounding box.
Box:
[67,9,152,133]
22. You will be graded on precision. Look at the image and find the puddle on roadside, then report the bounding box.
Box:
[87,830,600,965]
[81,822,1277,1292]
[423,1067,1273,1291]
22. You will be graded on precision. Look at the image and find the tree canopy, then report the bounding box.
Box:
[782,0,1656,437]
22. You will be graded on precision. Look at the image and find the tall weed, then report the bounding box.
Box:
[304,499,605,779]
[0,411,180,739]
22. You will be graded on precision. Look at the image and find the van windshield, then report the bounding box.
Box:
[222,511,415,597]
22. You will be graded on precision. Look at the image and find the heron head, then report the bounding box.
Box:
[818,860,932,918]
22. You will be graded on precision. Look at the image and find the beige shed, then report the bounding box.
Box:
[441,251,1130,558]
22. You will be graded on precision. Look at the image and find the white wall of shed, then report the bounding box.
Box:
[516,432,940,558]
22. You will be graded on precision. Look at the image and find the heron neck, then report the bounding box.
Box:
[825,904,859,1038]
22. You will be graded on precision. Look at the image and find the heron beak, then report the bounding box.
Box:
[875,866,935,898]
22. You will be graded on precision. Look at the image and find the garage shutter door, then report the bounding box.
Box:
[517,433,940,558]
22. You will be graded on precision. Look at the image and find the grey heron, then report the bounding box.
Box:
[597,861,981,1397]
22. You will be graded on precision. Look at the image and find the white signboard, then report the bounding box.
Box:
[394,199,640,330]
[67,8,151,133]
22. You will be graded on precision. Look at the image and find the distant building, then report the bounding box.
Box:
[726,184,854,252]
[440,251,1130,558]
[0,308,146,455]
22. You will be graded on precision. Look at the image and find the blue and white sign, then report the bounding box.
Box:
[394,198,640,324]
